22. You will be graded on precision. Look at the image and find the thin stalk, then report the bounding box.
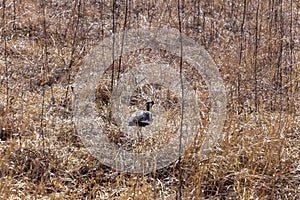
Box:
[13,0,16,30]
[238,0,247,113]
[289,0,295,114]
[177,0,184,199]
[239,0,247,64]
[64,0,82,106]
[108,0,117,122]
[277,0,284,131]
[111,0,116,93]
[2,0,9,108]
[40,0,49,149]
[117,0,129,82]
[254,0,260,112]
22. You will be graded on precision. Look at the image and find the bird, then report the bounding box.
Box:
[128,100,154,128]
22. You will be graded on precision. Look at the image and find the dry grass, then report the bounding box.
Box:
[0,0,299,199]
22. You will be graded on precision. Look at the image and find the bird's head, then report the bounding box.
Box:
[146,100,154,111]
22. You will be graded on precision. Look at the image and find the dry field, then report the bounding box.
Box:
[0,0,299,199]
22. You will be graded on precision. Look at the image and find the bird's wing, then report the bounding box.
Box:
[132,110,145,119]
[140,111,153,122]
[128,110,144,126]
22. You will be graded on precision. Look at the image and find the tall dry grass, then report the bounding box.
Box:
[0,0,299,199]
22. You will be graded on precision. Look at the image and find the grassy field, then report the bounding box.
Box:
[0,0,299,199]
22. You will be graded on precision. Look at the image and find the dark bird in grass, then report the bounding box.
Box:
[128,100,154,127]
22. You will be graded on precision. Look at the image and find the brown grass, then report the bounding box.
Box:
[0,0,299,199]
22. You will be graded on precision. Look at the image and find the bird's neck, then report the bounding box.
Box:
[146,104,150,111]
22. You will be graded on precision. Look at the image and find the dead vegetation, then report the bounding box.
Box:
[0,0,299,199]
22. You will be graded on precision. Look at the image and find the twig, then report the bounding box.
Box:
[177,0,184,199]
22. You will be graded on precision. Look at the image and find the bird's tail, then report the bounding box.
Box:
[128,121,136,126]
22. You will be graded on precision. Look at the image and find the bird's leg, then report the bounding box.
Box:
[137,127,140,138]
[137,127,143,143]
[135,119,140,138]
[139,127,142,139]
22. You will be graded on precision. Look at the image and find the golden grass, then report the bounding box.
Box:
[0,0,299,199]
